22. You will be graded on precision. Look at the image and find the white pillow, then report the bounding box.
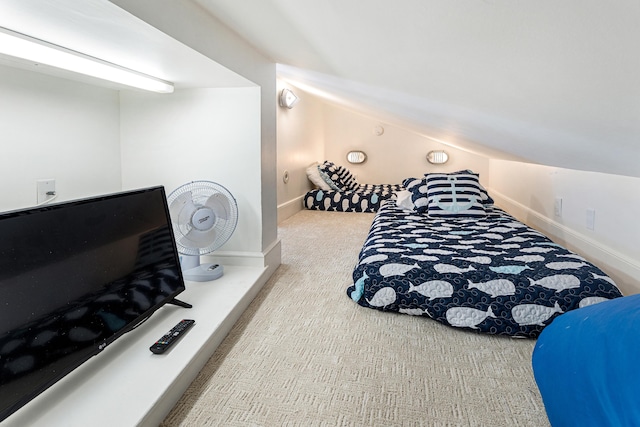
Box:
[306,163,331,190]
[395,190,415,211]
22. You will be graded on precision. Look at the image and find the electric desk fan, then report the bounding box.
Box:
[167,180,238,281]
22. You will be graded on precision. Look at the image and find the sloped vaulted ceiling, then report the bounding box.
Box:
[194,0,639,178]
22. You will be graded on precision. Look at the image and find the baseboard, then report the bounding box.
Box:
[277,195,304,224]
[491,189,640,295]
[204,238,282,277]
[262,238,282,278]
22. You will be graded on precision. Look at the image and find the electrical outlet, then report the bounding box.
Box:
[37,179,56,205]
[554,198,563,217]
[586,208,595,230]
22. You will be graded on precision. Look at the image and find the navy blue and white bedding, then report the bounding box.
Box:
[304,160,403,213]
[347,200,623,338]
[304,184,403,213]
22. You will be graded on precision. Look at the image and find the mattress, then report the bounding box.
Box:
[347,200,622,337]
[304,184,403,213]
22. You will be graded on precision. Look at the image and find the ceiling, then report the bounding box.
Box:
[193,0,640,178]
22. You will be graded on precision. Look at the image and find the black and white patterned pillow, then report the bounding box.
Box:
[336,165,358,190]
[403,177,430,213]
[319,161,358,191]
[318,167,341,191]
[426,173,486,217]
[317,161,340,189]
[477,181,494,205]
[425,170,494,205]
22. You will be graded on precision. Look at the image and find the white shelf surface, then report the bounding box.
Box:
[3,265,268,427]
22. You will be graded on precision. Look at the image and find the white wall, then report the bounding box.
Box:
[0,65,122,212]
[120,88,261,254]
[275,88,491,221]
[0,0,280,273]
[276,80,325,222]
[490,160,640,295]
[112,0,279,263]
[323,104,490,185]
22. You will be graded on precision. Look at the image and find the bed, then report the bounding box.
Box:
[303,161,403,213]
[346,172,623,338]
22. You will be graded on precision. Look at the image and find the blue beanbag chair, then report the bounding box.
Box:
[532,293,640,426]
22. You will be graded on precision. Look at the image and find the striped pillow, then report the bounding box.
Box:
[426,173,486,217]
[319,161,358,191]
[425,170,494,205]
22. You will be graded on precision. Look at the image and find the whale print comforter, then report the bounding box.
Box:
[347,200,623,337]
[304,184,404,213]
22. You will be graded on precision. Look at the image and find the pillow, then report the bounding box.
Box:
[318,161,358,191]
[395,190,415,211]
[403,177,430,213]
[318,168,342,191]
[426,173,486,218]
[425,170,494,205]
[338,166,359,190]
[477,181,494,205]
[402,177,421,189]
[306,162,331,190]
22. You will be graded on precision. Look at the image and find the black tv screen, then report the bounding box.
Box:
[0,186,186,422]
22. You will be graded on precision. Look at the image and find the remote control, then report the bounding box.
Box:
[150,319,195,354]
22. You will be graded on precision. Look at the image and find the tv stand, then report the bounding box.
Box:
[4,265,269,427]
[167,298,193,309]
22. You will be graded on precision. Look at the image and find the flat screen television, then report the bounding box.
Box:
[0,186,188,422]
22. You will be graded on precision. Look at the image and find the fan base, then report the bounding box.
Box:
[183,263,224,282]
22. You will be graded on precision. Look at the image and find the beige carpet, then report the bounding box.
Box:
[162,209,549,426]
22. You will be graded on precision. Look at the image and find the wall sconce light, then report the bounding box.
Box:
[279,88,299,109]
[426,150,449,164]
[346,151,367,164]
[0,26,174,93]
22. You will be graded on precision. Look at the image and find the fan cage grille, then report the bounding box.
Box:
[167,181,238,256]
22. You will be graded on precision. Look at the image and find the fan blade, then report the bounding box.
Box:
[178,200,200,228]
[168,191,195,222]
[205,193,231,221]
[180,227,218,249]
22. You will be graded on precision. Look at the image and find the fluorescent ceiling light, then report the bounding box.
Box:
[0,26,174,93]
